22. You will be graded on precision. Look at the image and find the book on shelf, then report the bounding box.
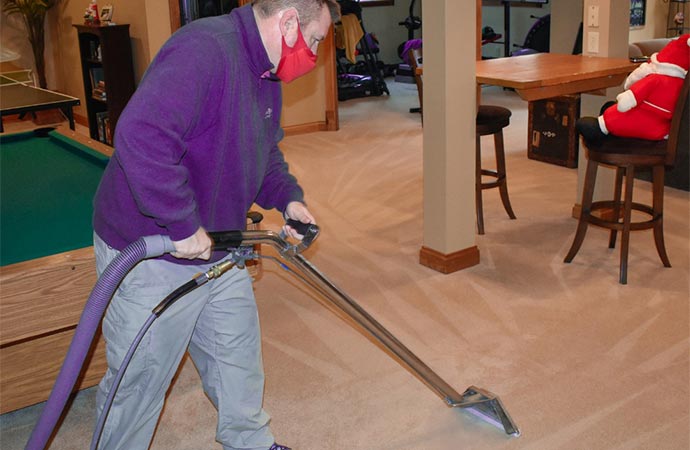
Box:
[89,67,104,88]
[95,111,112,145]
[92,81,107,101]
[88,41,102,61]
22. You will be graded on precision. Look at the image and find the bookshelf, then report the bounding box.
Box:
[73,24,135,145]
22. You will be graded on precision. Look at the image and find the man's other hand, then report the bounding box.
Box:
[283,201,316,240]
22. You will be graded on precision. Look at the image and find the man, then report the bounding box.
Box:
[91,1,340,449]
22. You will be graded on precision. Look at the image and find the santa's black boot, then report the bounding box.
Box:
[576,117,607,144]
[599,101,617,115]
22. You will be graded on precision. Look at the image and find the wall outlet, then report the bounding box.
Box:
[588,5,600,28]
[588,31,600,53]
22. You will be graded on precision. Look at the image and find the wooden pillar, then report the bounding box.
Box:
[419,0,479,273]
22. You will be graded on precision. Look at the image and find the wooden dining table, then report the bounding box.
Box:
[475,53,637,101]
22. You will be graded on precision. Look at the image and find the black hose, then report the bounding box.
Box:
[90,277,205,450]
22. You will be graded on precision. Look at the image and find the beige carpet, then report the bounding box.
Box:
[1,82,688,450]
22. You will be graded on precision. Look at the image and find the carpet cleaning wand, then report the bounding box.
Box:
[27,221,518,450]
[244,222,521,437]
[208,222,519,436]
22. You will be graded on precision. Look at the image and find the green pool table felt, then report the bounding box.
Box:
[1,130,108,266]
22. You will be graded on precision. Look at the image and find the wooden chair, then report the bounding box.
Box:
[564,75,689,284]
[408,47,516,234]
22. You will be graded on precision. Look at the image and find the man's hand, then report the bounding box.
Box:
[283,201,316,239]
[172,227,212,260]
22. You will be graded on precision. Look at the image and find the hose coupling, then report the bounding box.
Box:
[205,260,236,280]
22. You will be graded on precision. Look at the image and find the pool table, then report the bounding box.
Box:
[0,126,112,413]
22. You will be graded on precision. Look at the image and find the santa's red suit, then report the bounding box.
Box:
[599,34,689,140]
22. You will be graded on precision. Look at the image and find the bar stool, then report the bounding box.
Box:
[476,105,517,235]
[564,75,689,284]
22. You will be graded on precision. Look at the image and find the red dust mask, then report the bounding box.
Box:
[275,23,317,83]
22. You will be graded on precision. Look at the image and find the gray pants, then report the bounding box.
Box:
[94,234,274,450]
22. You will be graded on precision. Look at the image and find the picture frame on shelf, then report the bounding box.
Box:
[100,5,113,22]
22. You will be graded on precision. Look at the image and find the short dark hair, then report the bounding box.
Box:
[253,0,341,25]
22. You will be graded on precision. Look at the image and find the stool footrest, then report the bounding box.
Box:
[481,180,502,189]
[480,169,506,190]
[585,200,660,231]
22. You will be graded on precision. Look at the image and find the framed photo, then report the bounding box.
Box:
[630,0,645,28]
[100,5,114,22]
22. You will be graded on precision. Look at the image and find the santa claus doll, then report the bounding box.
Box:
[577,34,689,143]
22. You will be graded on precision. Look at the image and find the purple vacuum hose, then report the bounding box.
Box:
[25,235,174,450]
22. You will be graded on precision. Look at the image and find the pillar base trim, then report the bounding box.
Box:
[419,245,480,274]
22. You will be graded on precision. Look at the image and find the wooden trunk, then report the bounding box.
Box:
[527,95,580,168]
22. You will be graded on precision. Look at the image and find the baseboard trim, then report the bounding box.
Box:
[75,113,88,128]
[419,245,480,274]
[325,110,338,131]
[284,121,328,136]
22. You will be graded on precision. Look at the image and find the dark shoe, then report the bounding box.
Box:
[576,116,607,144]
[269,444,291,450]
[599,100,617,115]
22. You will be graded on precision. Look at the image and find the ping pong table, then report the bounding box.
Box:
[0,71,80,133]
